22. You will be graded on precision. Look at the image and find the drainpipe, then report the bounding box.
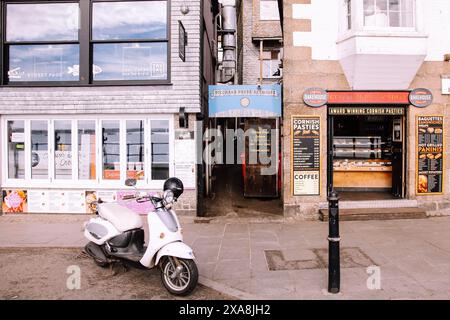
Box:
[218,0,237,84]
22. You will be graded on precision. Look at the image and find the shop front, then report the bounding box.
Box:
[286,87,445,218]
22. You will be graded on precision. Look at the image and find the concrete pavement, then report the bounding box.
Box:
[1,214,450,299]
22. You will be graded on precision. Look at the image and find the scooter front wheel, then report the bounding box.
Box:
[160,257,198,296]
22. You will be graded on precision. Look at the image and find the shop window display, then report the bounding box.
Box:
[102,121,120,180]
[54,120,72,180]
[126,120,145,180]
[151,120,170,180]
[31,120,49,179]
[78,121,96,180]
[7,120,25,179]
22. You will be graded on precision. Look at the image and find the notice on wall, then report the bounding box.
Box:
[175,131,196,188]
[417,116,444,194]
[292,116,321,196]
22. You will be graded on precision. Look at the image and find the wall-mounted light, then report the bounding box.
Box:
[180,3,190,15]
[179,107,189,128]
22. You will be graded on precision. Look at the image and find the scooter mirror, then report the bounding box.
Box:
[125,178,137,187]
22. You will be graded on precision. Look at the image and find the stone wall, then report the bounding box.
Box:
[282,0,450,218]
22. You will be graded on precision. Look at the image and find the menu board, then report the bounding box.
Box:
[292,116,321,196]
[417,116,444,194]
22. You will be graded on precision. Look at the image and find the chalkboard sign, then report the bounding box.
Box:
[179,21,186,62]
[292,116,321,196]
[417,116,444,195]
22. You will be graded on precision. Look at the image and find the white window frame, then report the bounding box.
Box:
[361,0,416,31]
[259,0,280,21]
[1,115,174,190]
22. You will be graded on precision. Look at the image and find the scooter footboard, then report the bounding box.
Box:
[154,242,195,266]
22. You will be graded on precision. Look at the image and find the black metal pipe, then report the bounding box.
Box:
[328,189,340,294]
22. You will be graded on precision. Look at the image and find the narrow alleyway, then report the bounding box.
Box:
[204,164,283,218]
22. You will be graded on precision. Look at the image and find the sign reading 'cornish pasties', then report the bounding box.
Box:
[409,88,433,108]
[302,88,328,107]
[292,116,321,196]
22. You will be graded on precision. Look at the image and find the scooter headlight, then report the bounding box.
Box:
[163,190,175,204]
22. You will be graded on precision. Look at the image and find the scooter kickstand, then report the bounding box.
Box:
[110,261,128,276]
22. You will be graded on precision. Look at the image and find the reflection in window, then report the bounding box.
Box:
[7,121,25,179]
[93,43,167,81]
[8,45,80,82]
[260,0,280,21]
[92,1,167,40]
[31,121,48,179]
[78,121,96,180]
[126,121,145,180]
[102,121,120,180]
[262,50,281,78]
[6,3,79,42]
[151,120,169,180]
[54,121,72,180]
[364,0,414,28]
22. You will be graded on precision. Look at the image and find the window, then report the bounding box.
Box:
[346,0,352,30]
[102,121,120,180]
[364,0,415,28]
[260,0,280,21]
[1,0,170,85]
[6,2,80,83]
[151,120,170,180]
[92,1,169,82]
[78,121,96,180]
[126,120,145,180]
[31,120,49,179]
[262,50,281,79]
[3,117,172,186]
[54,121,73,179]
[7,120,25,179]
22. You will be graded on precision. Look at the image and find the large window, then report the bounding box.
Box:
[364,0,415,28]
[2,0,169,85]
[3,117,172,186]
[91,0,169,82]
[6,2,80,83]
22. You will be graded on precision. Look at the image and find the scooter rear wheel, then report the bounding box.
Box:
[160,257,198,296]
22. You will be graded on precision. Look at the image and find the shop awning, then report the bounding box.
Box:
[208,84,282,118]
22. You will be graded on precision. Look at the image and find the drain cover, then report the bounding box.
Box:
[264,247,376,271]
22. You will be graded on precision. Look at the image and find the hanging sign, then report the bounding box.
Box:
[303,88,328,107]
[291,116,321,196]
[417,116,444,195]
[179,21,187,62]
[409,88,433,108]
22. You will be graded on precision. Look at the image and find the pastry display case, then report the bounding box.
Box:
[333,136,393,188]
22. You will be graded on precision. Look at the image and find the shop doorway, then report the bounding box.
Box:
[204,117,283,217]
[327,111,406,201]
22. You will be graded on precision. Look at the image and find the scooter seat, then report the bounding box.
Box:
[98,203,143,232]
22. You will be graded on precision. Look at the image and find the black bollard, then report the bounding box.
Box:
[328,190,340,294]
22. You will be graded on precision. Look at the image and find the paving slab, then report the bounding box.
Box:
[1,214,450,299]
